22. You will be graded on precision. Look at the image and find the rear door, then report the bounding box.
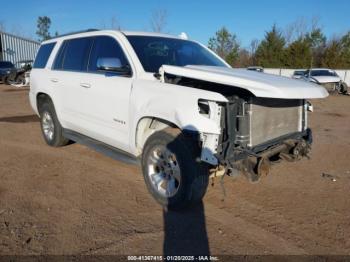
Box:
[51,37,94,134]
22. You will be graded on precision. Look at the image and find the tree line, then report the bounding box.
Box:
[208,23,350,69]
[34,14,350,69]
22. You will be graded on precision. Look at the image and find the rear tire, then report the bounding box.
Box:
[39,101,69,147]
[141,128,209,210]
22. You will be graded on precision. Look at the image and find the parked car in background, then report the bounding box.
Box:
[30,30,328,210]
[292,70,306,79]
[301,68,348,94]
[247,66,264,72]
[11,60,33,85]
[0,61,17,84]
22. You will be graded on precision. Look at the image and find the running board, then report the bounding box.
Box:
[63,129,139,165]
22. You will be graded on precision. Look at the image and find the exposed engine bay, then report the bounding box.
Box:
[164,72,312,182]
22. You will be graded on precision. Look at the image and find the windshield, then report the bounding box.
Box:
[294,71,305,76]
[0,61,14,68]
[310,70,337,77]
[126,36,228,73]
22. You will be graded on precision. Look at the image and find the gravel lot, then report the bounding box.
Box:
[0,84,350,256]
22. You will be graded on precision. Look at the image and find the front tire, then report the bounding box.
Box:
[39,101,69,147]
[141,128,209,210]
[340,82,348,95]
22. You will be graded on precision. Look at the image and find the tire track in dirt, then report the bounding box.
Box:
[1,136,305,254]
[80,231,163,255]
[1,139,346,255]
[221,197,349,254]
[204,202,306,254]
[0,139,139,178]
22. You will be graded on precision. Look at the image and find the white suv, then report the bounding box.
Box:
[30,30,328,209]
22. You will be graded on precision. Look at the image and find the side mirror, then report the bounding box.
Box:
[97,57,130,75]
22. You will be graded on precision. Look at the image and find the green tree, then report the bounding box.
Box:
[284,37,312,68]
[36,16,51,42]
[305,28,326,67]
[234,49,251,67]
[255,25,286,67]
[340,31,350,68]
[322,39,344,68]
[208,27,239,66]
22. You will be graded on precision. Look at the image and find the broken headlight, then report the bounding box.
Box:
[198,100,210,117]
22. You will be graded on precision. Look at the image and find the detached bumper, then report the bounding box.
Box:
[222,129,312,182]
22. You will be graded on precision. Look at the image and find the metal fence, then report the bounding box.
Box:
[0,31,40,66]
[264,68,350,86]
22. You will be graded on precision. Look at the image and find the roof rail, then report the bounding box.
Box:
[50,29,99,39]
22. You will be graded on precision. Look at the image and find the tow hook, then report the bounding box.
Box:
[292,140,311,160]
[280,140,311,161]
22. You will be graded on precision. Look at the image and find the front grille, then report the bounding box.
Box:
[321,82,337,91]
[249,98,303,147]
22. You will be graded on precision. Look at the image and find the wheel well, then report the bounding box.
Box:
[36,93,52,114]
[135,117,180,154]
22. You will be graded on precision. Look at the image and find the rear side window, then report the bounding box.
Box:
[88,36,129,72]
[33,43,56,69]
[62,37,93,71]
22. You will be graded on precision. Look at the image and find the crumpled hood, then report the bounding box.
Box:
[160,65,328,99]
[310,75,341,84]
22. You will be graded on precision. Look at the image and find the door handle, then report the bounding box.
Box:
[80,83,91,88]
[50,78,58,83]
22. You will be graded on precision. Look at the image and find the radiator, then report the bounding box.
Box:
[248,98,303,147]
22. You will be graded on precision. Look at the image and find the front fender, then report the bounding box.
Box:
[129,80,228,153]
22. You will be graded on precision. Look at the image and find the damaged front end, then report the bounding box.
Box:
[160,67,318,183]
[211,96,312,182]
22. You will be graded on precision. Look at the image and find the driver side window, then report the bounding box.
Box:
[88,36,130,73]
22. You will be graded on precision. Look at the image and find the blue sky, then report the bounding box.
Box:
[1,0,349,47]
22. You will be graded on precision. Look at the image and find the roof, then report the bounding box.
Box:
[44,29,183,43]
[122,31,181,39]
[49,29,99,40]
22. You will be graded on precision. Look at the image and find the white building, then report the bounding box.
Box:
[0,31,40,65]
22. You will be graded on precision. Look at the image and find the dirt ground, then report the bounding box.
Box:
[0,83,349,257]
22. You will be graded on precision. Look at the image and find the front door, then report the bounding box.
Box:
[74,35,134,152]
